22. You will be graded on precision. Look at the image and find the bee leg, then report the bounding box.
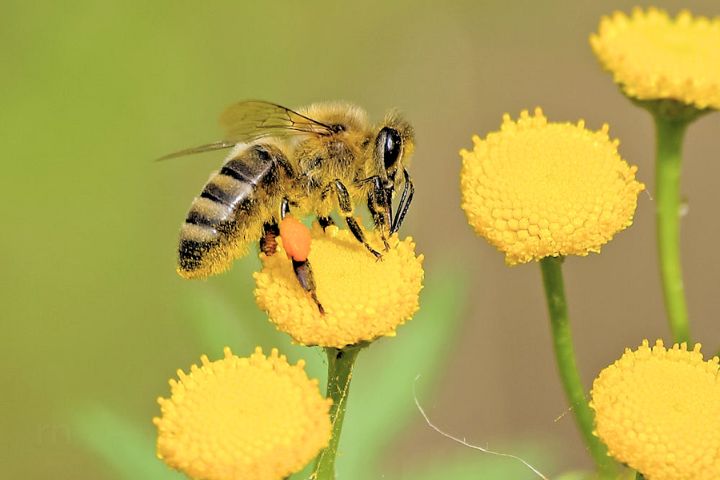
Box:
[280,197,291,219]
[293,260,324,314]
[259,222,280,255]
[367,196,389,250]
[317,216,335,231]
[364,176,392,250]
[332,179,382,259]
[390,168,414,234]
[346,217,382,260]
[279,198,324,314]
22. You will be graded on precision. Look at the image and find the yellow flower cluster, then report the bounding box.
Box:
[254,224,424,348]
[154,347,331,480]
[460,108,644,264]
[591,8,720,110]
[591,340,720,480]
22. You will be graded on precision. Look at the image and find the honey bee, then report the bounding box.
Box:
[162,100,415,311]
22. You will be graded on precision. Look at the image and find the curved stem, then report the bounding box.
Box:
[312,345,362,480]
[654,115,691,344]
[539,257,616,478]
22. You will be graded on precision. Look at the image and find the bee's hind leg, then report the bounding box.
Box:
[278,198,325,314]
[331,179,382,259]
[292,258,324,314]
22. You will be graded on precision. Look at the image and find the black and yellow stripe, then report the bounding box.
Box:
[177,144,289,278]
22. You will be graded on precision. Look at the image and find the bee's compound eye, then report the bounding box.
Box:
[381,128,402,170]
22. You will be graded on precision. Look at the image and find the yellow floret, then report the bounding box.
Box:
[460,108,644,264]
[254,224,424,348]
[591,340,720,480]
[154,347,332,480]
[591,7,720,110]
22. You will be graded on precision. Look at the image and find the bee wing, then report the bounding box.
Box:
[156,140,238,161]
[220,100,336,142]
[157,101,334,161]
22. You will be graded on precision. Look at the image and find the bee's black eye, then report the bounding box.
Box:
[380,128,402,170]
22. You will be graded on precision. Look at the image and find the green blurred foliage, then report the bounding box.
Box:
[9,0,716,478]
[1,1,492,477]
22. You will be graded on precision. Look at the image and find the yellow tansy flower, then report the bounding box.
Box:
[591,340,720,480]
[254,224,423,348]
[591,8,720,110]
[460,108,644,264]
[154,347,332,480]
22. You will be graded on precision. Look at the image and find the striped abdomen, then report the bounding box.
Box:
[177,144,286,279]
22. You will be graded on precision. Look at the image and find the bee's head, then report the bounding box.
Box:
[375,112,414,185]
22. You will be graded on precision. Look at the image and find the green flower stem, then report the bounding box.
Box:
[635,472,646,480]
[539,256,616,478]
[654,114,691,344]
[312,345,362,480]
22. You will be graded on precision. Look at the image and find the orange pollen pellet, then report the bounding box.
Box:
[279,216,312,261]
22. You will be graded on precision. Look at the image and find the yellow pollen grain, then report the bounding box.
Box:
[254,224,424,348]
[591,7,720,110]
[460,108,644,264]
[154,347,332,480]
[591,339,720,480]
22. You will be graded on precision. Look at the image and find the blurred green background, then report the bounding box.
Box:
[3,1,719,479]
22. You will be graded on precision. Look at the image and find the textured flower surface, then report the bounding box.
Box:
[154,347,331,480]
[591,340,720,480]
[591,8,720,110]
[255,224,423,348]
[460,108,644,264]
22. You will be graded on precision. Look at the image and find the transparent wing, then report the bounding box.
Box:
[220,100,336,142]
[157,101,335,161]
[156,140,237,161]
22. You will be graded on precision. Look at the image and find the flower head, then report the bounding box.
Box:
[254,224,423,348]
[591,339,720,480]
[460,108,644,264]
[154,347,331,480]
[591,8,720,110]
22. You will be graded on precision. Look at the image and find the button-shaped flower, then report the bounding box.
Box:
[154,347,332,480]
[254,224,423,348]
[591,340,720,480]
[591,8,720,111]
[460,108,644,264]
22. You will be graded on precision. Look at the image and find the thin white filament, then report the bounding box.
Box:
[413,375,549,480]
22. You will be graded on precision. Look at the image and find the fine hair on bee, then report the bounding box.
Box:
[161,100,415,312]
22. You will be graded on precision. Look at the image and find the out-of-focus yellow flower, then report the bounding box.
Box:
[591,8,720,110]
[460,108,644,265]
[591,339,720,480]
[154,347,331,480]
[254,224,423,348]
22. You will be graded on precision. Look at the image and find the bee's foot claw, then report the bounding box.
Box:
[312,295,325,314]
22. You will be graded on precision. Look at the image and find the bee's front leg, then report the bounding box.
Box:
[390,168,414,234]
[362,176,391,251]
